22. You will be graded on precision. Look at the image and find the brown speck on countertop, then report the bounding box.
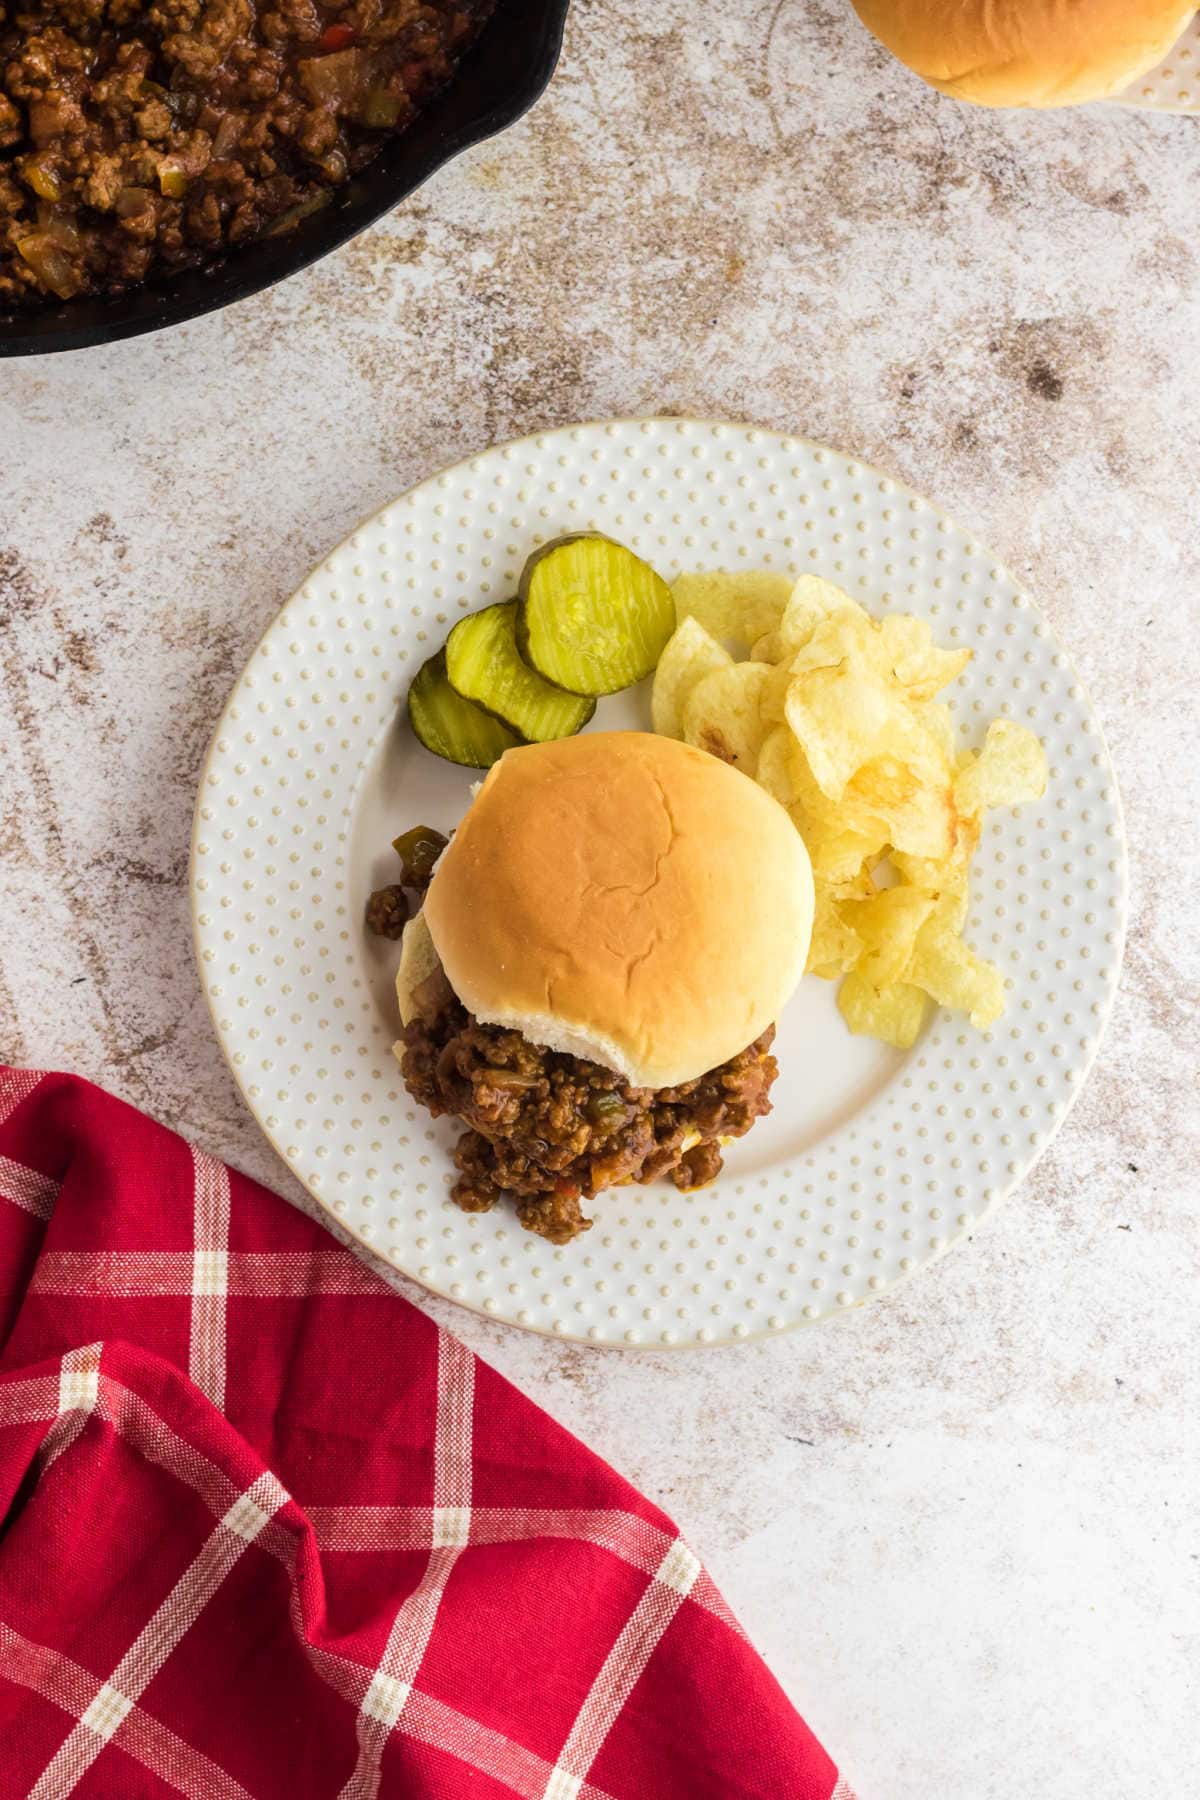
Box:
[1027,359,1065,401]
[0,6,1197,1797]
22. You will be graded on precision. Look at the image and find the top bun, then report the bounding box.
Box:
[851,0,1193,107]
[421,732,814,1088]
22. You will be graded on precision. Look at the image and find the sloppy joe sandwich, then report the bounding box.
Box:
[391,731,814,1243]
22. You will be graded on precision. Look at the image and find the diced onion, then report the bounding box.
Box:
[16,231,80,298]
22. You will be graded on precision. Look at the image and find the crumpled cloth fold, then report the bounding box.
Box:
[0,1066,852,1799]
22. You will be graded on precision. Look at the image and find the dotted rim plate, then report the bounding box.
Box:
[1112,16,1200,110]
[191,419,1128,1348]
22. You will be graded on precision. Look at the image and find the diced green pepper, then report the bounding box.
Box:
[361,86,403,128]
[265,190,333,237]
[391,825,448,889]
[23,160,62,203]
[16,231,80,299]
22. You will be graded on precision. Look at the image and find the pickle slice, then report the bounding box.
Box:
[407,652,523,768]
[517,534,675,697]
[446,600,595,742]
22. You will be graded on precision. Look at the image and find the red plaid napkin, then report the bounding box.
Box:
[0,1067,854,1799]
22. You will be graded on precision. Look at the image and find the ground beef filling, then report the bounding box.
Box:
[0,0,494,307]
[399,1001,778,1245]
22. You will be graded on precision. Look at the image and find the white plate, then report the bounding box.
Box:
[1113,16,1200,111]
[191,419,1127,1347]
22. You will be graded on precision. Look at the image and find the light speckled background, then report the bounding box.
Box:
[2,4,1199,1796]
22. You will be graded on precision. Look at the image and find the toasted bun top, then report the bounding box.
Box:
[421,732,814,1088]
[851,0,1193,106]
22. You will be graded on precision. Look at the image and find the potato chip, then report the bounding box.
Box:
[892,866,969,933]
[954,718,1048,816]
[807,880,862,977]
[777,575,854,652]
[879,614,972,701]
[784,603,876,677]
[878,613,932,667]
[778,739,894,878]
[837,969,931,1049]
[890,840,974,932]
[892,806,981,893]
[650,615,732,739]
[900,648,972,704]
[841,885,936,986]
[785,737,842,819]
[933,882,970,934]
[801,817,890,883]
[784,660,907,801]
[908,913,1005,1029]
[754,724,801,807]
[759,657,799,725]
[681,661,773,770]
[671,570,794,648]
[841,751,956,861]
[917,698,959,765]
[653,566,1046,1045]
[829,866,877,902]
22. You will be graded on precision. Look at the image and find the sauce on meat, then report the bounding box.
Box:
[400,1001,779,1244]
[0,0,495,306]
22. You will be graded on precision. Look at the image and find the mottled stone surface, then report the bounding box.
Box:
[2,5,1198,1796]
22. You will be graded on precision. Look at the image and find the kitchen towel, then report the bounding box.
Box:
[0,1066,854,1799]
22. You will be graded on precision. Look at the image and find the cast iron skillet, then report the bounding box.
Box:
[0,0,568,358]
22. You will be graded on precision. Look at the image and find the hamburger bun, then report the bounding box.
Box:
[395,909,442,1027]
[851,0,1194,107]
[412,732,814,1088]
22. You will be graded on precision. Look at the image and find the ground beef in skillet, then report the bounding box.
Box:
[0,0,494,306]
[399,999,778,1245]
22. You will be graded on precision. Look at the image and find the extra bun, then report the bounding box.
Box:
[420,732,814,1088]
[851,0,1194,107]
